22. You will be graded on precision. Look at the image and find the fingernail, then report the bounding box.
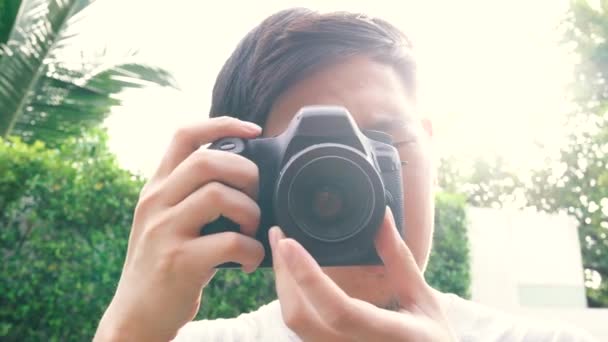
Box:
[243,121,262,132]
[385,206,396,225]
[276,227,285,239]
[242,264,256,274]
[269,226,279,249]
[278,240,295,268]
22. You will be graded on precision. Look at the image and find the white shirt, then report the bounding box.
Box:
[173,293,597,341]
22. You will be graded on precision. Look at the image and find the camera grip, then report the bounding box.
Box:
[201,136,246,236]
[382,168,405,235]
[201,215,240,235]
[200,137,249,268]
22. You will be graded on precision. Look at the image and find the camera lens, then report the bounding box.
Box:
[288,156,374,242]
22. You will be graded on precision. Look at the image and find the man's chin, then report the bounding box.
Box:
[321,265,386,276]
[321,265,393,307]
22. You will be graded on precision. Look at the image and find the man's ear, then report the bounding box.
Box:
[421,118,433,138]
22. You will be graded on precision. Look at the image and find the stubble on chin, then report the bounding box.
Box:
[325,266,404,310]
[380,295,401,312]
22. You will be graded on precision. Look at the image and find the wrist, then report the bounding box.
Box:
[94,303,177,342]
[95,318,177,342]
[93,320,129,342]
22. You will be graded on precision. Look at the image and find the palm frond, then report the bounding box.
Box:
[0,0,178,147]
[11,61,177,146]
[0,0,91,137]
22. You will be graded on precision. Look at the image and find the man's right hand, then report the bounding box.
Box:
[94,117,265,341]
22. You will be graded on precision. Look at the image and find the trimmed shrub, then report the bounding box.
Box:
[0,132,143,341]
[426,193,471,298]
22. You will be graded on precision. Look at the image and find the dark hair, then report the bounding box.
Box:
[209,8,416,126]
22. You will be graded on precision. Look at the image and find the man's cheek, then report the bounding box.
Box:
[399,152,434,269]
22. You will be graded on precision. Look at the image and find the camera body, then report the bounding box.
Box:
[202,106,404,267]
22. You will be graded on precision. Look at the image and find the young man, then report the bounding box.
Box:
[95,8,596,341]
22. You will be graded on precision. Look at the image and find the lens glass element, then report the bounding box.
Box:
[288,156,374,242]
[312,185,344,221]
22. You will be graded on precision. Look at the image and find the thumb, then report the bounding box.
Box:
[375,207,429,304]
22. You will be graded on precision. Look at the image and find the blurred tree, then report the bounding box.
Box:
[526,0,608,307]
[0,0,177,148]
[437,0,608,307]
[438,155,526,209]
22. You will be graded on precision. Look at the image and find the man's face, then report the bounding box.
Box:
[264,56,435,307]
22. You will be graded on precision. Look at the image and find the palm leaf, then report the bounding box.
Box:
[0,0,22,45]
[0,0,178,147]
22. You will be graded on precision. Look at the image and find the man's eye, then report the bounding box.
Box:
[393,137,417,148]
[367,117,419,147]
[387,126,418,147]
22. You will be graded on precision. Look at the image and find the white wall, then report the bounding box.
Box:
[467,207,608,340]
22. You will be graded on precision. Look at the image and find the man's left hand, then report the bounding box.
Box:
[269,208,456,342]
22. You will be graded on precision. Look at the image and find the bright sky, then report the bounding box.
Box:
[84,0,574,177]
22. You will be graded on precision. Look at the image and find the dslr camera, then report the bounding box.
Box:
[202,106,404,267]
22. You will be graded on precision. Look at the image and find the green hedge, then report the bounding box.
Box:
[0,133,470,340]
[426,193,471,298]
[0,132,144,341]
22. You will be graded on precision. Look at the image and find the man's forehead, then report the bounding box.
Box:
[265,57,415,135]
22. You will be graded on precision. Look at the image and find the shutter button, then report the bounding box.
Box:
[219,142,236,151]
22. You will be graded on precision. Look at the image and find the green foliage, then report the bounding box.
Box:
[438,155,526,209]
[0,0,21,45]
[0,131,144,341]
[426,193,471,298]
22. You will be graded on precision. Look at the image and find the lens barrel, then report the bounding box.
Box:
[274,143,386,261]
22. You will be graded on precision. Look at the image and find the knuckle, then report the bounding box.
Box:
[251,205,262,225]
[226,153,258,182]
[138,180,153,197]
[283,307,308,331]
[191,149,216,173]
[325,304,353,330]
[295,269,318,289]
[143,212,173,239]
[245,159,259,181]
[215,115,239,127]
[172,125,192,144]
[242,161,260,198]
[158,244,186,272]
[222,232,246,254]
[135,185,162,213]
[203,181,226,204]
